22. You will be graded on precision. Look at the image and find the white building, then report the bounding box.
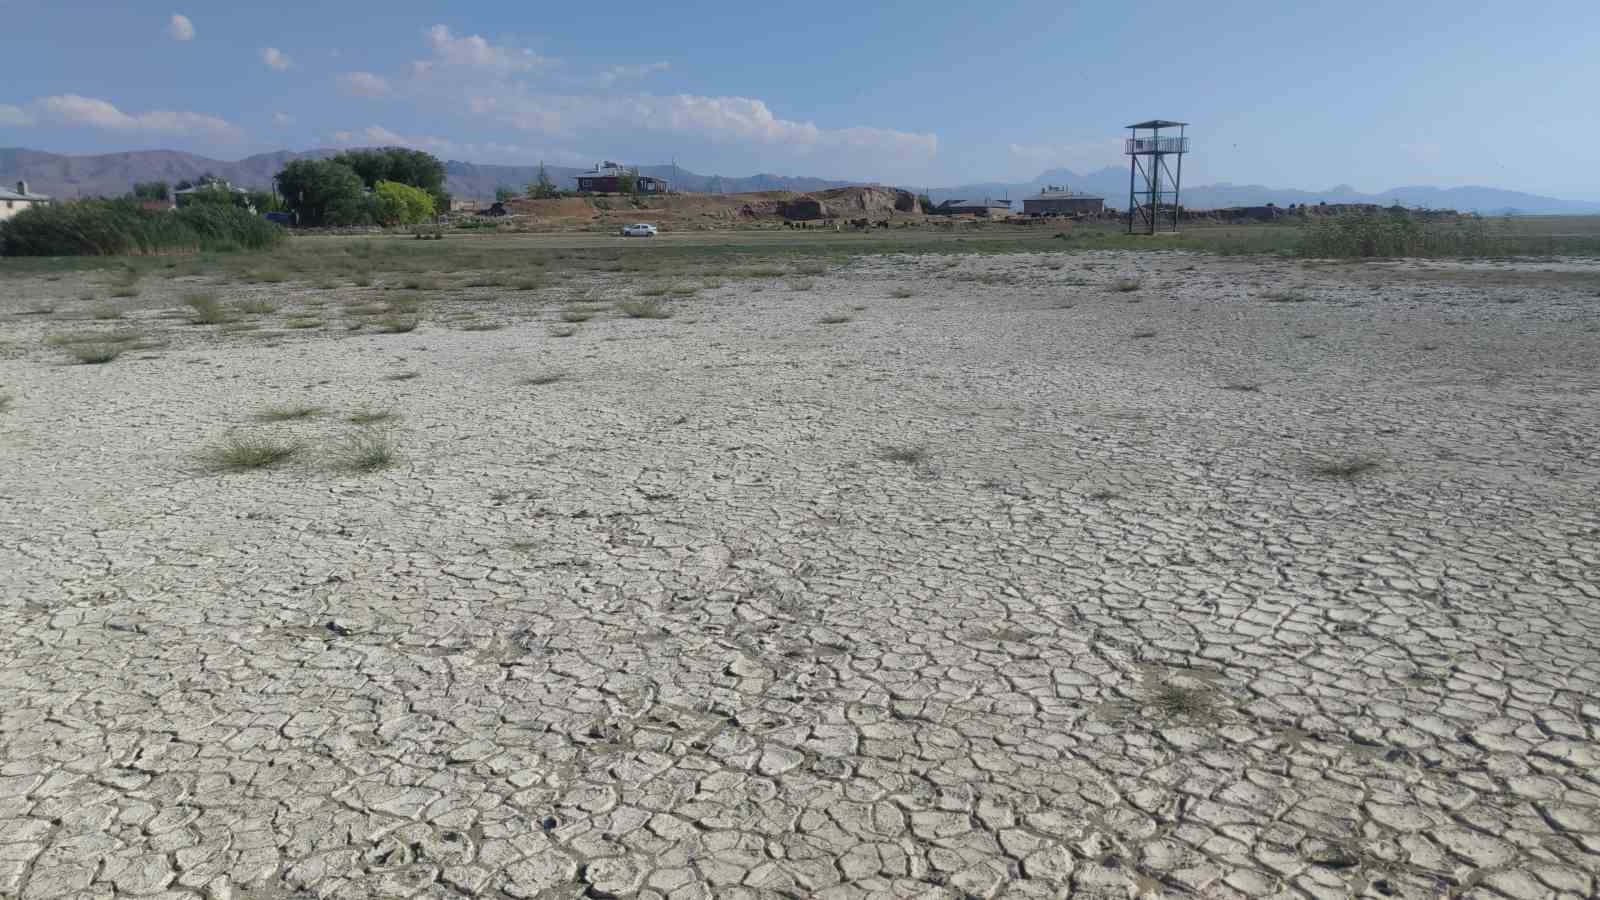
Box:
[0,181,51,221]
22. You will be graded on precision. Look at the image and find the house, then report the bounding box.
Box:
[0,181,52,221]
[175,180,253,210]
[1022,186,1105,217]
[932,198,1013,218]
[576,161,669,195]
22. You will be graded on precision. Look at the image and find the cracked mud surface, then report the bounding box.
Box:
[2,249,1599,899]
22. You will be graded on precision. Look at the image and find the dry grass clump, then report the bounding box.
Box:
[255,403,321,422]
[185,292,231,325]
[349,409,397,425]
[66,343,126,364]
[619,298,671,319]
[818,312,853,325]
[788,278,816,292]
[1131,329,1158,339]
[387,293,426,314]
[384,371,421,381]
[521,372,567,386]
[548,325,579,338]
[1310,455,1382,479]
[1147,682,1215,719]
[90,304,124,320]
[285,317,322,329]
[236,298,278,315]
[401,275,438,291]
[376,317,420,334]
[201,434,302,472]
[559,308,596,323]
[458,322,505,331]
[794,262,829,276]
[879,444,930,465]
[513,277,542,291]
[889,287,915,299]
[1113,277,1143,293]
[335,430,398,472]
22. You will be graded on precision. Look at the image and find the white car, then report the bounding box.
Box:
[620,223,658,237]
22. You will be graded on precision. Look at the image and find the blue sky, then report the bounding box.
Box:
[4,1,1599,197]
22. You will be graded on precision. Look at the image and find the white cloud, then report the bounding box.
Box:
[27,94,241,138]
[338,72,392,97]
[469,92,937,159]
[0,104,34,126]
[167,14,195,41]
[579,61,671,88]
[272,112,295,125]
[260,47,292,71]
[330,124,588,166]
[419,24,558,74]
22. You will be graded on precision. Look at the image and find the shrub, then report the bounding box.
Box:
[0,199,284,256]
[201,435,301,471]
[376,316,419,333]
[335,430,398,472]
[185,292,230,324]
[1113,277,1142,292]
[67,343,125,364]
[1295,209,1501,259]
[619,298,671,319]
[559,308,595,323]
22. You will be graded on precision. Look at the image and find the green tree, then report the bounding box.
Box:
[274,160,365,227]
[246,190,283,213]
[615,169,638,195]
[527,163,557,199]
[330,147,448,209]
[374,180,436,225]
[495,185,518,203]
[131,181,171,201]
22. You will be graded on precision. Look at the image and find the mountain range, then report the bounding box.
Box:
[4,147,1597,215]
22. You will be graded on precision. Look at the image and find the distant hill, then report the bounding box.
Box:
[931,166,1600,215]
[4,147,1596,215]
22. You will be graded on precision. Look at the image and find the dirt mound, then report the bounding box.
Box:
[498,197,597,219]
[813,186,918,216]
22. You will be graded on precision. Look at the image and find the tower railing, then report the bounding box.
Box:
[1125,137,1190,154]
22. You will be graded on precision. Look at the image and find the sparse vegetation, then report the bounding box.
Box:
[620,298,671,319]
[1113,277,1142,292]
[818,312,853,325]
[890,287,915,299]
[521,372,567,386]
[335,430,398,472]
[559,308,595,323]
[1147,682,1215,719]
[0,199,285,256]
[788,278,816,292]
[879,444,930,465]
[185,292,231,324]
[349,409,397,425]
[1263,289,1310,303]
[201,434,302,472]
[384,371,421,381]
[548,325,578,337]
[66,343,125,364]
[236,298,278,314]
[376,316,419,333]
[255,403,321,422]
[286,317,322,329]
[1310,455,1382,478]
[1131,329,1158,339]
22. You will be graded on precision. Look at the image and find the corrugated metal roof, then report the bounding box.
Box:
[1030,191,1104,201]
[1127,119,1186,129]
[944,199,1011,209]
[0,188,51,201]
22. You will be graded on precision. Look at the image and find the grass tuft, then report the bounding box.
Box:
[1148,682,1215,719]
[548,325,578,338]
[818,312,853,325]
[619,298,671,319]
[67,343,124,364]
[335,430,398,472]
[889,287,916,299]
[376,317,419,334]
[1131,329,1158,339]
[185,292,231,325]
[559,308,596,323]
[879,444,930,465]
[255,403,321,422]
[349,409,397,425]
[202,434,301,472]
[384,371,421,381]
[521,372,567,386]
[1113,277,1142,293]
[788,278,816,292]
[1310,456,1382,479]
[236,298,278,315]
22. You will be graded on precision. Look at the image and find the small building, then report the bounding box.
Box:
[576,161,668,195]
[175,180,253,211]
[1022,186,1105,217]
[932,198,1013,218]
[0,181,52,221]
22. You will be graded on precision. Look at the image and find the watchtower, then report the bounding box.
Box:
[1125,120,1189,234]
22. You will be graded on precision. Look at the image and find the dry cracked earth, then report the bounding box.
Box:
[2,248,1599,900]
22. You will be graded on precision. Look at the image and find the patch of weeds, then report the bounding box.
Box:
[90,304,124,320]
[619,298,671,319]
[889,287,915,299]
[1263,290,1310,303]
[384,371,421,381]
[335,430,398,472]
[513,278,542,291]
[559,308,595,323]
[465,276,502,288]
[387,293,425,314]
[236,298,278,315]
[1309,455,1382,479]
[878,444,930,465]
[349,409,397,425]
[376,317,419,334]
[459,322,505,331]
[818,312,853,325]
[1147,682,1215,719]
[185,293,231,325]
[66,343,125,364]
[254,269,289,284]
[788,278,816,292]
[402,275,438,291]
[1131,329,1158,339]
[285,317,322,329]
[1112,277,1142,293]
[745,266,786,278]
[255,403,321,422]
[201,434,302,472]
[548,325,578,338]
[1220,379,1265,392]
[353,272,374,287]
[794,262,829,276]
[521,372,567,386]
